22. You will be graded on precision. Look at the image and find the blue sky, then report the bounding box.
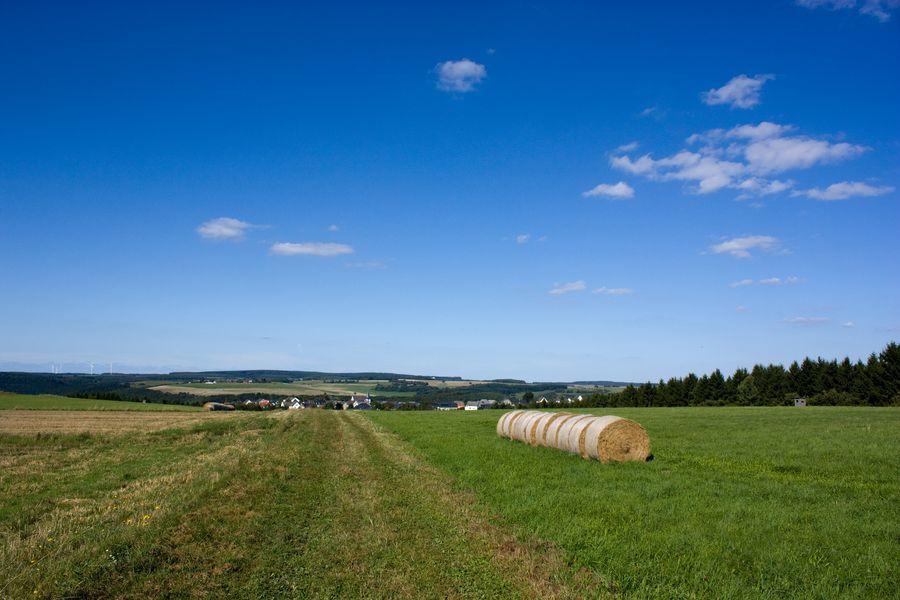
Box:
[1,0,898,381]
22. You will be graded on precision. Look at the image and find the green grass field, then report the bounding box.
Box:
[367,407,899,598]
[1,407,896,598]
[0,393,198,411]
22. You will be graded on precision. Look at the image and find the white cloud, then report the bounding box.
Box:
[784,316,830,325]
[702,74,774,109]
[593,287,635,296]
[612,122,869,197]
[710,235,779,258]
[196,217,255,241]
[435,59,486,93]
[612,151,744,194]
[616,141,639,153]
[727,122,794,140]
[270,242,354,257]
[797,0,899,22]
[793,181,894,201]
[743,137,868,173]
[843,321,856,328]
[327,224,340,232]
[736,305,750,313]
[549,281,586,296]
[736,178,794,197]
[582,181,635,199]
[516,233,531,244]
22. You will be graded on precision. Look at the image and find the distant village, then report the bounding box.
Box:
[202,393,586,412]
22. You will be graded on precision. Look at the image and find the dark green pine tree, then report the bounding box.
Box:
[708,369,726,406]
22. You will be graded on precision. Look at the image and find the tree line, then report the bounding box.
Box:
[593,342,899,407]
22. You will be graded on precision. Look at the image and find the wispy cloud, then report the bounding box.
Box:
[593,287,635,296]
[736,305,750,313]
[270,242,354,257]
[732,276,801,287]
[435,59,486,93]
[196,217,256,241]
[730,278,755,288]
[582,181,635,199]
[616,141,639,153]
[327,224,340,232]
[710,235,780,259]
[345,260,386,269]
[784,316,830,325]
[702,74,774,109]
[639,106,665,119]
[843,321,856,328]
[793,181,894,201]
[797,0,899,22]
[516,233,531,244]
[549,281,586,296]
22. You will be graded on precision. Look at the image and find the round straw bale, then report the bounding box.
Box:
[509,410,535,441]
[579,416,651,462]
[496,411,515,437]
[527,412,555,446]
[549,414,592,451]
[544,413,581,449]
[516,412,543,443]
[563,415,598,455]
[504,410,528,439]
[539,412,573,447]
[560,415,596,454]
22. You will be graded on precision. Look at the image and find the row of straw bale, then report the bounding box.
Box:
[496,410,650,462]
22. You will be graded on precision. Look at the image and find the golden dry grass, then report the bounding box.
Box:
[0,410,241,435]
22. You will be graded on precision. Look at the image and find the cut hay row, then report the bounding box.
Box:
[497,410,651,463]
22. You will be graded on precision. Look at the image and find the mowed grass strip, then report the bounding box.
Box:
[0,410,593,598]
[0,392,198,411]
[366,407,900,599]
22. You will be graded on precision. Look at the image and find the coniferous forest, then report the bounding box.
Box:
[594,342,900,408]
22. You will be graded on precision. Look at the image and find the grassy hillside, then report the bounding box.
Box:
[367,407,899,598]
[0,393,198,411]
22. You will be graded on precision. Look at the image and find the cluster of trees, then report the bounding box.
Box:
[599,343,899,407]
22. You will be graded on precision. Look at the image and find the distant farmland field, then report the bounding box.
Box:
[0,392,199,411]
[148,380,415,397]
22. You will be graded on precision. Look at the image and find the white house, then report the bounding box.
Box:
[288,398,303,410]
[464,401,480,411]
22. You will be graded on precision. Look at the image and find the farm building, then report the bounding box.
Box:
[433,402,458,411]
[258,399,271,409]
[202,402,234,411]
[287,398,303,410]
[794,398,807,407]
[464,401,480,411]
